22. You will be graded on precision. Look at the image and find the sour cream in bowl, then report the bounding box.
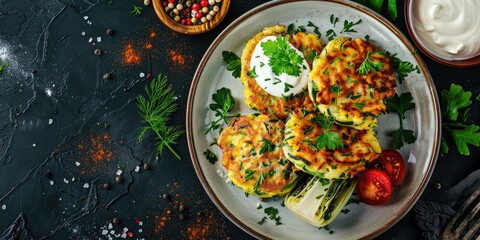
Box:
[405,0,480,67]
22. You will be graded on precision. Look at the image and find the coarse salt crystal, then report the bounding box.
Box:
[138,221,143,226]
[88,37,93,43]
[110,230,115,234]
[48,119,53,124]
[121,233,127,239]
[97,37,102,42]
[83,16,89,20]
[32,143,36,147]
[71,177,75,182]
[75,161,81,166]
[1,205,6,210]
[139,72,145,78]
[101,229,108,235]
[138,229,143,233]
[81,31,85,36]
[123,227,128,232]
[135,166,140,172]
[116,170,122,176]
[83,183,89,188]
[49,180,54,185]
[63,178,69,184]
[87,21,92,25]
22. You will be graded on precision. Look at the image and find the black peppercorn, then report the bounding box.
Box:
[115,176,123,183]
[143,163,151,170]
[103,183,111,190]
[434,182,442,190]
[106,29,114,36]
[103,73,112,80]
[94,49,102,56]
[179,204,185,212]
[179,213,186,221]
[162,193,169,200]
[112,218,120,225]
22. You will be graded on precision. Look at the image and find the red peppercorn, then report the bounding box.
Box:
[186,18,192,25]
[168,0,174,3]
[195,12,202,19]
[200,0,208,7]
[163,1,167,6]
[181,19,186,24]
[192,3,200,11]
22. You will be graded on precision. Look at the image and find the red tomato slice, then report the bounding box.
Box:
[356,169,392,205]
[369,149,406,186]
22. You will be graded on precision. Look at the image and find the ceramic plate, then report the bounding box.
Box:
[186,1,440,239]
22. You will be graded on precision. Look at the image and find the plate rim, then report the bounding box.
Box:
[186,0,441,238]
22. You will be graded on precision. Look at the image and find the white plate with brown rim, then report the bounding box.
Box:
[186,0,441,239]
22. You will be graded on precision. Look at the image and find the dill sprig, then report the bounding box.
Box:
[137,74,183,160]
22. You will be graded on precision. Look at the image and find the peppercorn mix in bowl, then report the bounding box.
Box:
[153,0,230,35]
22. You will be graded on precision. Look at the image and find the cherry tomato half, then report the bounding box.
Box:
[356,169,392,205]
[369,149,406,186]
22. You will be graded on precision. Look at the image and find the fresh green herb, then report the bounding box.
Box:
[261,35,304,77]
[308,51,318,61]
[385,92,416,149]
[0,57,8,76]
[364,34,371,42]
[259,138,276,154]
[341,208,351,214]
[392,56,418,84]
[264,207,282,225]
[137,74,183,160]
[284,82,294,93]
[476,93,480,101]
[329,14,339,27]
[203,149,217,164]
[287,23,306,34]
[131,5,142,16]
[257,217,267,225]
[387,0,398,20]
[330,85,342,95]
[340,19,362,33]
[254,172,266,194]
[222,51,241,78]
[331,164,338,169]
[205,88,240,134]
[326,29,337,41]
[257,204,263,209]
[247,66,258,78]
[245,169,256,181]
[357,51,384,75]
[316,130,344,150]
[441,84,480,155]
[354,102,365,110]
[307,21,322,38]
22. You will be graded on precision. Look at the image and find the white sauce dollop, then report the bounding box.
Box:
[412,0,480,60]
[250,36,310,98]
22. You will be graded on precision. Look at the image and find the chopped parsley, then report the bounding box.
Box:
[259,138,276,155]
[385,92,416,149]
[340,19,362,33]
[245,169,256,181]
[203,149,217,164]
[247,66,258,78]
[357,51,384,75]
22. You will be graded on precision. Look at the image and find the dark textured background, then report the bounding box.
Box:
[0,0,478,239]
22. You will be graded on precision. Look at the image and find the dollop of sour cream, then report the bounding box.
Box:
[412,0,480,60]
[250,36,310,98]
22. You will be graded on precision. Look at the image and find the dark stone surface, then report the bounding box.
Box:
[0,0,478,239]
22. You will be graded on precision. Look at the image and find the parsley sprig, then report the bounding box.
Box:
[258,207,282,226]
[312,114,344,150]
[203,149,217,164]
[357,51,384,75]
[385,92,416,149]
[137,74,183,160]
[131,5,142,16]
[261,35,304,77]
[441,84,480,155]
[222,51,241,78]
[205,88,240,134]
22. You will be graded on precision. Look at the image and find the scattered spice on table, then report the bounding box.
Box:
[122,43,141,65]
[75,133,116,175]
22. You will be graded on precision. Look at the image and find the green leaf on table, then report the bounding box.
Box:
[476,93,480,101]
[222,51,241,78]
[440,137,449,156]
[441,84,472,121]
[449,124,480,156]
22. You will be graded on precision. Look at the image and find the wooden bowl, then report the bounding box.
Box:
[153,0,231,35]
[404,0,480,67]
